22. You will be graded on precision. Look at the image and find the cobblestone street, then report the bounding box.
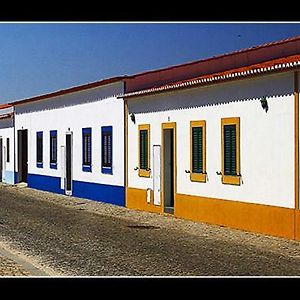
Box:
[0,256,29,276]
[1,184,300,276]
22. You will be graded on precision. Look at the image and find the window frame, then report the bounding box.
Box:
[190,120,206,183]
[50,130,57,169]
[101,126,113,175]
[221,117,240,185]
[138,124,150,178]
[36,131,43,168]
[82,127,92,172]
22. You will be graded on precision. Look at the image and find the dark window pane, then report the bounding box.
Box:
[6,138,9,163]
[37,132,43,163]
[50,131,57,164]
[224,124,237,175]
[140,130,148,170]
[192,127,203,173]
[83,130,92,166]
[102,128,112,168]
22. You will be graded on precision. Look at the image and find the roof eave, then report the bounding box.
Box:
[9,76,127,107]
[120,57,300,99]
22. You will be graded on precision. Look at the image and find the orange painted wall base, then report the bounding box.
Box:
[295,210,300,240]
[175,193,295,240]
[126,187,300,240]
[126,187,162,214]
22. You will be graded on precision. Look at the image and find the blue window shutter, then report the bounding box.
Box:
[36,131,43,168]
[82,128,92,172]
[101,126,113,174]
[50,130,57,169]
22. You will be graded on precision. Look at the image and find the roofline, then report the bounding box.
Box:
[0,103,12,109]
[0,112,13,120]
[127,35,300,79]
[120,54,300,99]
[4,35,300,106]
[9,76,127,106]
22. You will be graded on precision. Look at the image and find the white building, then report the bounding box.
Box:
[12,77,126,206]
[0,104,15,184]
[122,36,300,240]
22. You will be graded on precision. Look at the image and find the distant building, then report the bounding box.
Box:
[0,104,14,184]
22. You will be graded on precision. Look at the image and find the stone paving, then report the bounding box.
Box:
[0,255,29,276]
[1,184,300,276]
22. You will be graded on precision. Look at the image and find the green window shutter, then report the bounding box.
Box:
[224,124,237,175]
[192,127,203,173]
[140,130,148,170]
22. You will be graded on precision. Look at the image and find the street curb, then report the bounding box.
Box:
[0,245,49,277]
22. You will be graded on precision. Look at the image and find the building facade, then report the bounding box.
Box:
[124,71,299,240]
[12,77,126,206]
[122,36,300,240]
[2,35,300,240]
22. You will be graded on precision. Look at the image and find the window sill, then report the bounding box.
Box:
[102,167,113,175]
[190,172,206,183]
[50,163,57,169]
[37,162,43,168]
[82,165,92,172]
[139,169,150,178]
[222,175,240,185]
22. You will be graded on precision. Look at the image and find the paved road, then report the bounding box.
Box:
[1,185,300,276]
[0,255,29,276]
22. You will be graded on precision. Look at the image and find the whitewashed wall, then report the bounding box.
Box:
[14,82,124,187]
[0,118,15,183]
[127,72,295,208]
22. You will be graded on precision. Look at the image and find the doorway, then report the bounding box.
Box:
[17,129,28,183]
[162,123,176,214]
[65,132,73,195]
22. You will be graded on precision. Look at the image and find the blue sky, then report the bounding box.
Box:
[1,22,300,104]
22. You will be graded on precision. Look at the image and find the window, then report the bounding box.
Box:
[36,131,43,168]
[50,130,57,169]
[190,120,206,182]
[82,127,92,172]
[101,126,113,174]
[138,124,150,177]
[221,117,240,185]
[6,138,9,163]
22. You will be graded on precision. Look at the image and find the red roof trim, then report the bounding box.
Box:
[0,112,13,120]
[122,53,300,99]
[5,35,300,106]
[128,35,300,78]
[9,76,127,106]
[0,103,12,109]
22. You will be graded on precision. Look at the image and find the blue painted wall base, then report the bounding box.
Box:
[73,180,125,206]
[14,172,18,184]
[27,173,125,206]
[28,174,64,195]
[0,170,16,184]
